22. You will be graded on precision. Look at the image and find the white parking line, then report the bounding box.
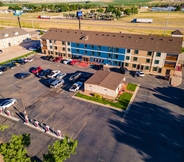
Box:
[145,75,151,81]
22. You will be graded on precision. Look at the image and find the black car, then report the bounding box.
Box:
[16,72,31,79]
[120,67,130,75]
[45,78,56,86]
[16,59,26,65]
[0,66,8,71]
[38,69,52,78]
[49,56,55,61]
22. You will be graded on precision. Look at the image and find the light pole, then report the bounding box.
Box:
[17,86,26,115]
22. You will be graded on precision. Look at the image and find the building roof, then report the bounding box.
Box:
[0,28,29,39]
[171,30,183,35]
[85,70,125,91]
[41,28,183,54]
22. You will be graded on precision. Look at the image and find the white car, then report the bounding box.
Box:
[63,59,72,64]
[135,71,145,77]
[55,73,67,79]
[0,98,17,110]
[69,82,83,92]
[47,70,60,78]
[0,70,2,75]
[24,57,33,62]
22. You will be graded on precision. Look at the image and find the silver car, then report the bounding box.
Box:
[55,73,67,79]
[0,98,17,110]
[50,79,65,88]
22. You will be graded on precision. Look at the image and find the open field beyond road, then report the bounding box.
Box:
[0,12,184,36]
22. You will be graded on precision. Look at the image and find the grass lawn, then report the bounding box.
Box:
[126,83,137,92]
[76,92,133,110]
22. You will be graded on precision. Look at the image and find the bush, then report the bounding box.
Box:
[94,93,102,99]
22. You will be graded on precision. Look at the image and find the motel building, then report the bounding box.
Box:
[40,28,183,76]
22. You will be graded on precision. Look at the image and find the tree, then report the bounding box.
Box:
[0,124,9,131]
[0,134,31,162]
[43,136,78,162]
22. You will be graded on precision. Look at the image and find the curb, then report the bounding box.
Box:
[0,113,19,121]
[126,84,140,113]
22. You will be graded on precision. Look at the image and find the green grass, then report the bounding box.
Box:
[0,51,35,65]
[76,92,133,110]
[126,83,137,92]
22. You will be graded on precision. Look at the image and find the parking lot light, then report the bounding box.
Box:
[17,86,26,116]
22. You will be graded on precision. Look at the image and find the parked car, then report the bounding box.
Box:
[120,67,130,75]
[45,78,56,86]
[31,66,42,74]
[0,98,17,110]
[5,63,15,69]
[69,73,83,82]
[53,57,62,62]
[38,69,52,78]
[0,70,2,75]
[0,66,7,72]
[29,47,37,51]
[135,71,145,77]
[47,70,60,78]
[63,59,72,64]
[55,73,67,79]
[69,60,79,65]
[16,72,31,79]
[24,57,33,62]
[16,59,26,65]
[49,56,55,61]
[50,79,65,88]
[79,73,93,82]
[12,61,20,66]
[69,82,83,92]
[90,64,104,70]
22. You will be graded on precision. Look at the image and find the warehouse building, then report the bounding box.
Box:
[40,28,183,76]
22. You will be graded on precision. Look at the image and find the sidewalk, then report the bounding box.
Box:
[170,69,183,87]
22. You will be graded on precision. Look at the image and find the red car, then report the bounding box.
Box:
[53,57,62,62]
[69,60,79,65]
[31,66,42,74]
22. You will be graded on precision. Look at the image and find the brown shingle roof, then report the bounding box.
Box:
[171,30,183,35]
[85,71,125,91]
[0,28,29,39]
[41,28,183,54]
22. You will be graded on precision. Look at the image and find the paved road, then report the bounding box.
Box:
[0,55,183,162]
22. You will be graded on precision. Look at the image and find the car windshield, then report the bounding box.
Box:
[72,85,77,89]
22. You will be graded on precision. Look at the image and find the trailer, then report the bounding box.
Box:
[37,15,50,19]
[131,18,153,23]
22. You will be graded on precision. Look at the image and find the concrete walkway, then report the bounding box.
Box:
[170,69,183,87]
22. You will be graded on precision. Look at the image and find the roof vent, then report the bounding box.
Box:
[4,34,9,37]
[139,37,142,39]
[75,32,77,34]
[56,30,57,32]
[102,34,104,36]
[96,34,98,35]
[169,39,173,41]
[128,36,131,38]
[60,30,62,32]
[159,38,163,41]
[121,36,124,38]
[14,32,19,35]
[107,34,109,36]
[68,31,70,33]
[113,35,115,37]
[81,35,89,41]
[151,38,154,40]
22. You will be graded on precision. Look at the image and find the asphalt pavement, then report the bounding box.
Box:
[0,54,184,162]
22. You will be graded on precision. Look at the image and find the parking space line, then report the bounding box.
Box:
[145,75,151,81]
[63,118,76,134]
[52,115,65,129]
[74,122,87,140]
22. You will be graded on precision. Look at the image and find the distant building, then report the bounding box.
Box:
[84,70,126,99]
[0,28,31,49]
[40,28,183,76]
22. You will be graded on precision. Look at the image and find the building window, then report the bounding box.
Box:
[114,61,117,65]
[76,49,79,53]
[97,46,101,50]
[158,68,162,73]
[133,57,138,61]
[91,45,94,49]
[114,55,118,59]
[97,52,100,56]
[63,53,66,56]
[91,51,94,55]
[62,41,65,45]
[50,46,52,49]
[115,48,119,52]
[154,60,159,64]
[55,46,57,50]
[50,51,53,54]
[49,40,52,43]
[84,51,87,55]
[108,47,112,51]
[68,48,70,52]
[126,56,130,60]
[108,54,111,58]
[76,43,79,47]
[68,54,71,57]
[146,59,150,63]
[134,50,139,54]
[145,66,149,70]
[125,63,129,67]
[153,67,158,71]
[62,47,65,51]
[67,42,70,45]
[127,49,131,53]
[55,52,58,55]
[85,44,87,48]
[54,40,56,44]
[147,51,152,56]
[132,64,136,68]
[156,52,161,57]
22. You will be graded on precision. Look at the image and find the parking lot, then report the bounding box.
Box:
[0,54,184,162]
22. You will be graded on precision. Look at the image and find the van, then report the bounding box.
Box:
[50,79,64,88]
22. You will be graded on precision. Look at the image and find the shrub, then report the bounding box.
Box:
[94,93,102,99]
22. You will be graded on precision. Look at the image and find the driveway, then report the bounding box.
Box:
[0,55,183,162]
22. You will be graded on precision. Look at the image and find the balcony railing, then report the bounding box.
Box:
[42,41,47,45]
[42,46,47,50]
[164,64,175,68]
[165,56,177,61]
